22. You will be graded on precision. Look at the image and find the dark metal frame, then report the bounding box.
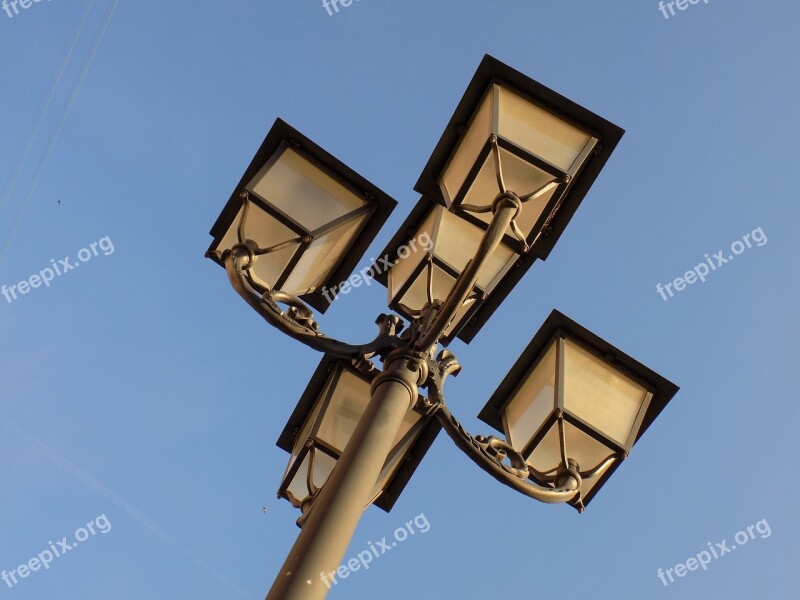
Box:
[478,309,679,509]
[207,118,397,313]
[277,355,441,513]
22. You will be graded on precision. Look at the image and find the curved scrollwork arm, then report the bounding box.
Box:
[423,353,581,506]
[222,249,403,360]
[433,403,582,505]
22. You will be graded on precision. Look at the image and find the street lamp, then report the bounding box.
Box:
[207,118,396,313]
[378,55,624,343]
[276,355,440,522]
[382,200,519,344]
[478,310,679,512]
[206,54,678,600]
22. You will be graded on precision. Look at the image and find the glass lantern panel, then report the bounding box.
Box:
[443,296,477,338]
[247,147,367,232]
[289,391,327,463]
[284,448,337,506]
[213,203,298,289]
[395,265,477,341]
[281,214,368,295]
[439,88,494,205]
[504,340,557,449]
[280,375,331,493]
[562,339,650,448]
[527,419,612,474]
[395,261,477,339]
[315,368,372,454]
[434,208,517,293]
[526,419,614,502]
[387,209,437,302]
[396,261,456,312]
[497,84,596,173]
[462,149,559,240]
[573,454,616,504]
[370,409,425,501]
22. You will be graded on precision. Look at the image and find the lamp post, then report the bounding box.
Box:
[206,55,678,600]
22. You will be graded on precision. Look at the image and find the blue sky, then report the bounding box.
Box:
[0,1,797,598]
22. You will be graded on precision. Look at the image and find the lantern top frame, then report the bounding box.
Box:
[479,309,679,450]
[207,118,397,313]
[414,54,625,261]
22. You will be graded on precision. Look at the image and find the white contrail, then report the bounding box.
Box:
[1,416,252,598]
[0,0,119,264]
[0,0,96,221]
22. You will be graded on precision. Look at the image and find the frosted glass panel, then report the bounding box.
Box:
[387,209,437,301]
[497,85,595,173]
[370,409,424,501]
[443,297,476,338]
[434,208,517,293]
[396,264,476,338]
[285,449,336,506]
[527,420,614,500]
[282,215,368,294]
[439,88,494,205]
[248,147,367,231]
[563,339,649,448]
[464,150,559,239]
[213,204,298,289]
[505,340,557,449]
[397,263,455,311]
[315,367,423,453]
[316,369,372,453]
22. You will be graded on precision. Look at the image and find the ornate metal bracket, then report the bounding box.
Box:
[432,402,583,505]
[221,247,404,361]
[421,350,622,510]
[211,192,405,361]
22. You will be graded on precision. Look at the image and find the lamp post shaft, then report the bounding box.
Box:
[265,353,422,600]
[416,196,520,350]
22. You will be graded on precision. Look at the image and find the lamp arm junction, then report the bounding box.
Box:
[414,192,521,350]
[222,250,403,360]
[423,352,581,506]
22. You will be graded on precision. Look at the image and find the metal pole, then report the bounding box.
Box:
[416,195,520,350]
[263,195,519,599]
[265,351,425,600]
